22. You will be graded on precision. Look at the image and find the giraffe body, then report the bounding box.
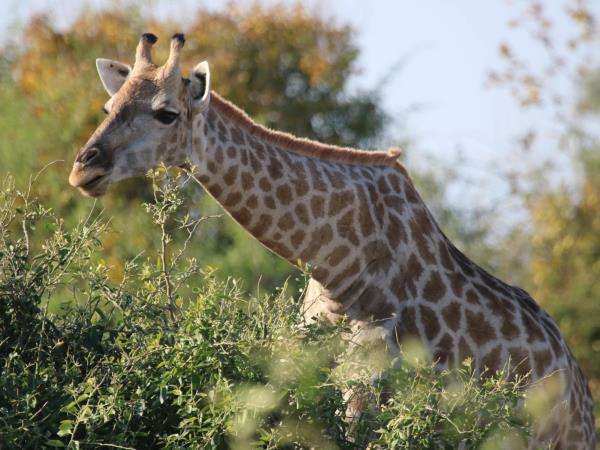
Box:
[68,34,596,449]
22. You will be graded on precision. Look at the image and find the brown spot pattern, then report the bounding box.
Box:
[377,176,391,194]
[465,310,496,346]
[328,190,354,216]
[248,152,261,172]
[364,241,393,274]
[226,146,237,158]
[262,239,292,259]
[214,145,224,164]
[327,168,347,189]
[387,212,406,249]
[357,286,393,321]
[311,266,329,282]
[208,184,222,197]
[406,254,424,280]
[294,203,309,225]
[241,172,254,190]
[232,207,251,226]
[277,213,294,231]
[383,194,403,209]
[357,186,376,236]
[434,333,454,366]
[521,311,546,344]
[223,165,238,186]
[420,305,440,340]
[264,195,276,209]
[533,349,553,377]
[500,317,520,339]
[482,345,502,374]
[405,182,420,203]
[442,302,461,331]
[223,192,242,207]
[337,210,359,245]
[230,125,245,145]
[258,177,272,192]
[310,196,325,218]
[246,194,258,209]
[275,185,292,205]
[465,289,480,306]
[327,245,350,266]
[448,272,465,297]
[267,156,284,180]
[507,347,531,378]
[438,241,454,271]
[239,148,248,166]
[307,160,327,191]
[398,306,419,338]
[423,272,446,302]
[410,209,435,263]
[291,230,306,248]
[249,214,273,235]
[457,337,473,365]
[294,177,310,196]
[387,173,402,192]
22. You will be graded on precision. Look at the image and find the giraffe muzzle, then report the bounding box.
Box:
[69,148,113,197]
[69,166,111,197]
[69,143,115,197]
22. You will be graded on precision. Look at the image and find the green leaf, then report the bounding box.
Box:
[57,429,71,437]
[60,401,77,414]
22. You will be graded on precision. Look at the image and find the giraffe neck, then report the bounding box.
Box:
[190,92,446,305]
[186,96,597,449]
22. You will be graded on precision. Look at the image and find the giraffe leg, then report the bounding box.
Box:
[339,328,395,446]
[343,387,370,442]
[301,278,401,446]
[301,277,344,324]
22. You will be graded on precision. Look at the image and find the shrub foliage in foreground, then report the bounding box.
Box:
[0,172,532,449]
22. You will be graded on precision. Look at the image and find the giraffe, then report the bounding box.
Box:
[68,33,596,449]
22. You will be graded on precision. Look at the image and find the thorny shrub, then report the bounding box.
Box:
[0,171,533,449]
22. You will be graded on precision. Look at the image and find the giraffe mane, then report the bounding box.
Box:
[210,91,402,168]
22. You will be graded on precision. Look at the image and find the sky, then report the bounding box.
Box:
[0,0,596,223]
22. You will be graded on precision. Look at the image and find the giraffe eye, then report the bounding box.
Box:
[154,109,179,125]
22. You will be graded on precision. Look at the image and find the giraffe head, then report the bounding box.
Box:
[69,33,211,197]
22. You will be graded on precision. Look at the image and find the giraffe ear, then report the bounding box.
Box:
[96,58,131,96]
[190,61,210,108]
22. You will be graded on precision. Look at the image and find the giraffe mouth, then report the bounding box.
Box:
[69,169,111,198]
[82,174,105,188]
[78,174,110,197]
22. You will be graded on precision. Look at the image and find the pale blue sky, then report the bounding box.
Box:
[1,0,596,221]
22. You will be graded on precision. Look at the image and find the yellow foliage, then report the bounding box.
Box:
[527,157,600,425]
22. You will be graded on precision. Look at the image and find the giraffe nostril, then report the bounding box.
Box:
[78,147,101,165]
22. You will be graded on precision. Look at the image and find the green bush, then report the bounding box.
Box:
[0,172,532,449]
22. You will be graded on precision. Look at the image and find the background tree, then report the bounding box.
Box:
[524,96,600,419]
[489,0,600,428]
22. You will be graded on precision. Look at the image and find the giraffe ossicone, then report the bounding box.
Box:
[68,33,596,448]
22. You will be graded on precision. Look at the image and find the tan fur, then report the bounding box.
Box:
[210,92,402,167]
